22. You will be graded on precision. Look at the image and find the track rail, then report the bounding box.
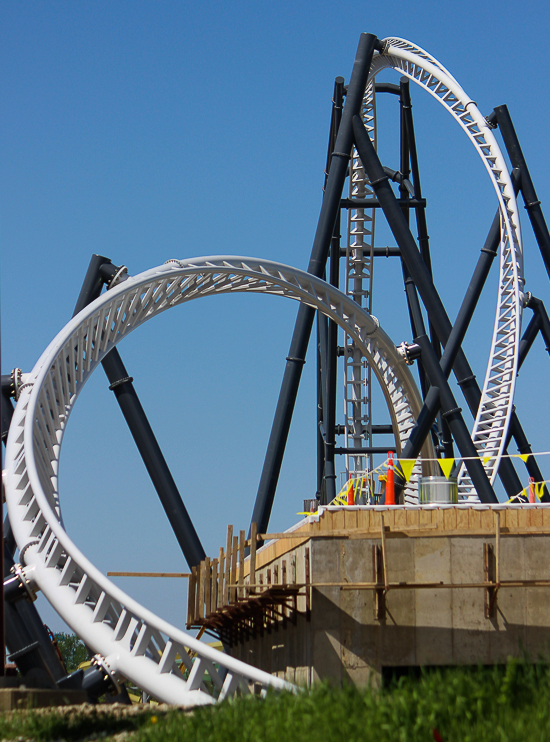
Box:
[366,38,524,498]
[3,257,431,705]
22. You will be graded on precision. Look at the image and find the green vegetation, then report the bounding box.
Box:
[0,705,155,741]
[53,632,90,672]
[1,660,550,740]
[137,661,550,742]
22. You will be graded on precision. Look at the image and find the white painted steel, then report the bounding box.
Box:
[365,38,524,499]
[3,256,432,706]
[344,77,376,483]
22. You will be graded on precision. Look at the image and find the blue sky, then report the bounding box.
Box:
[2,0,550,632]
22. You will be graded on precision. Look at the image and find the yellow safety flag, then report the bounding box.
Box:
[537,482,545,500]
[398,459,416,482]
[483,455,492,465]
[518,454,530,463]
[438,458,455,480]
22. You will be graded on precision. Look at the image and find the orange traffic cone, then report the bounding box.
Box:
[386,452,395,505]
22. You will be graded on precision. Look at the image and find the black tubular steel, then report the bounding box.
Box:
[250,33,379,535]
[3,518,15,559]
[2,379,61,685]
[494,105,550,280]
[323,76,345,506]
[511,294,550,501]
[1,391,14,443]
[334,446,397,454]
[100,351,206,566]
[317,76,344,500]
[375,82,401,96]
[73,254,111,314]
[440,168,520,378]
[414,336,497,503]
[74,255,206,567]
[352,115,521,499]
[398,81,422,343]
[518,314,542,369]
[316,322,325,500]
[397,385,441,462]
[400,76,450,457]
[3,546,67,685]
[323,77,345,190]
[371,425,394,435]
[527,295,550,352]
[324,217,340,505]
[340,198,426,209]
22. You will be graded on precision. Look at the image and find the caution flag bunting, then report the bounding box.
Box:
[398,459,416,482]
[438,458,455,480]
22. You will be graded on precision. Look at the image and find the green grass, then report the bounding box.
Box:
[2,660,550,741]
[0,704,156,741]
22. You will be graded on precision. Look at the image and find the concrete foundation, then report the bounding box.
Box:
[229,504,550,686]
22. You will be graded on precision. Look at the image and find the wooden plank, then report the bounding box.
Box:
[187,566,197,625]
[406,509,419,527]
[107,572,191,578]
[249,522,257,597]
[230,535,238,603]
[443,507,457,531]
[531,507,543,528]
[517,508,530,530]
[433,508,445,531]
[203,557,211,617]
[305,548,311,620]
[332,510,346,532]
[356,508,371,530]
[418,508,432,528]
[218,547,225,609]
[468,508,481,530]
[238,530,245,600]
[480,509,493,531]
[282,560,287,624]
[197,561,205,621]
[380,513,388,589]
[456,507,469,530]
[505,507,518,530]
[393,508,407,531]
[290,554,297,623]
[210,558,218,615]
[224,525,233,606]
[385,509,395,530]
[344,509,358,531]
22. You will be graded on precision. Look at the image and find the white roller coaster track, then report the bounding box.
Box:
[349,38,524,499]
[3,257,432,706]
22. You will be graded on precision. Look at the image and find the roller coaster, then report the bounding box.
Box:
[2,32,550,707]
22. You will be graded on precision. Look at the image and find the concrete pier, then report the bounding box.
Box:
[228,504,550,686]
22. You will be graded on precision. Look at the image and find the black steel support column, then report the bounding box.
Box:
[322,76,345,505]
[414,336,497,502]
[74,255,205,567]
[401,77,451,458]
[324,213,340,505]
[250,33,379,534]
[352,115,514,500]
[316,320,324,501]
[493,105,550,280]
[518,314,542,369]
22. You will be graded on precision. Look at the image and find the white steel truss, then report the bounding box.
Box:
[3,257,434,707]
[364,38,524,499]
[344,77,376,480]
